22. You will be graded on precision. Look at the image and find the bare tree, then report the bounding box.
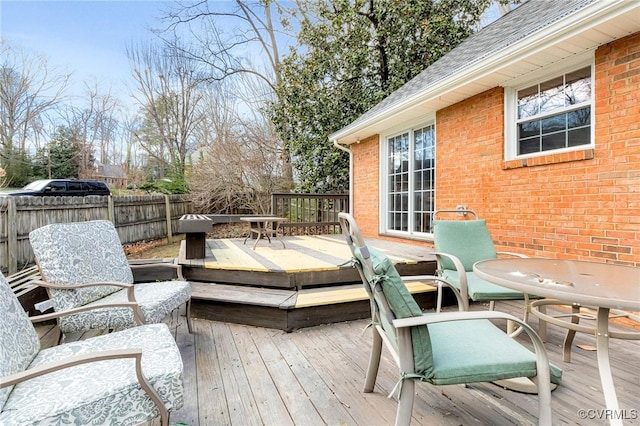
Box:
[187,79,284,214]
[0,41,69,159]
[127,40,205,179]
[163,0,296,187]
[57,81,122,177]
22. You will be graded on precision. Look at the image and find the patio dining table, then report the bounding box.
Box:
[241,216,286,250]
[474,258,640,426]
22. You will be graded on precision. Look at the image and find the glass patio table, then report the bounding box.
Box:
[474,258,640,426]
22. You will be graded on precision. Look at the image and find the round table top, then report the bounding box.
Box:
[474,258,640,311]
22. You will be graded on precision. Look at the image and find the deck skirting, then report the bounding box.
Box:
[190,281,439,331]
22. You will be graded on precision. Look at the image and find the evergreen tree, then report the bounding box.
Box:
[271,0,496,192]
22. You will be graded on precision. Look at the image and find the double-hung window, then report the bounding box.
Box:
[384,124,435,236]
[507,64,593,158]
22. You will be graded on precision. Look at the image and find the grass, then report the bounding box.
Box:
[124,237,182,260]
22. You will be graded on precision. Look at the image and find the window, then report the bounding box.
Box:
[68,181,83,191]
[385,124,435,235]
[508,65,592,158]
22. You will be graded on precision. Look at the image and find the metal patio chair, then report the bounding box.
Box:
[29,220,192,342]
[338,212,560,426]
[432,209,535,334]
[0,272,183,425]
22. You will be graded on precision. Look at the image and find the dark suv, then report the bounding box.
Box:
[7,179,111,196]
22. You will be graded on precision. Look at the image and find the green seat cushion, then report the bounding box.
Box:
[363,248,434,379]
[428,319,562,386]
[433,220,497,271]
[441,270,526,301]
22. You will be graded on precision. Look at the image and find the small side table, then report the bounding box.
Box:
[177,214,213,259]
[241,216,286,250]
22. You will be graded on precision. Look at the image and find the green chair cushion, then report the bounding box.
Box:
[441,270,526,301]
[362,248,434,379]
[428,319,562,386]
[433,220,497,271]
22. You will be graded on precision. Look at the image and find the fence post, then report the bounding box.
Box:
[7,197,17,274]
[165,195,173,244]
[107,195,115,223]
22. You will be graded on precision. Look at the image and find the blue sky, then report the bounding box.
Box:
[1,0,174,105]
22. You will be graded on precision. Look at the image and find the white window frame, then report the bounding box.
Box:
[380,121,436,238]
[504,55,595,160]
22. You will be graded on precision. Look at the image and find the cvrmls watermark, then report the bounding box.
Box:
[577,409,638,420]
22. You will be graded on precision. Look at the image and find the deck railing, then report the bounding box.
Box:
[271,193,349,236]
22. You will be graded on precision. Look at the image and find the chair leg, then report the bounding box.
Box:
[364,329,383,393]
[395,379,415,426]
[538,303,548,342]
[185,300,193,333]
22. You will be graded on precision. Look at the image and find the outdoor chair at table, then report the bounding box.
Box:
[0,272,184,425]
[29,220,192,343]
[338,212,561,426]
[432,209,537,334]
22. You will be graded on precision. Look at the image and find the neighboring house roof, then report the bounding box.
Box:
[330,0,640,145]
[96,163,127,179]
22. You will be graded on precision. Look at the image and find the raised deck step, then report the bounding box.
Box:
[190,280,438,331]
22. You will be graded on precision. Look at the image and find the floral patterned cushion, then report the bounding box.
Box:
[0,323,184,425]
[29,220,192,335]
[58,280,192,334]
[29,220,135,311]
[0,273,41,411]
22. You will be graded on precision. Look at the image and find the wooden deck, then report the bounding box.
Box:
[179,235,437,289]
[38,301,640,426]
[180,235,441,330]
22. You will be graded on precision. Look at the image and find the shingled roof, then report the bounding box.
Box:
[330,0,608,141]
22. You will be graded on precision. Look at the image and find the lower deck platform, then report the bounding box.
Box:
[179,235,441,330]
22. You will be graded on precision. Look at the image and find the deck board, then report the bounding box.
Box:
[204,239,269,271]
[39,301,640,426]
[180,235,437,289]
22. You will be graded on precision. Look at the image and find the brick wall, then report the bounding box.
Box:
[352,135,380,238]
[350,32,639,265]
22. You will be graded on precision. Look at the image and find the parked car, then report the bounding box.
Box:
[5,179,111,196]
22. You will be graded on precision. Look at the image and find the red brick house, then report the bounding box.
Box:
[330,0,639,266]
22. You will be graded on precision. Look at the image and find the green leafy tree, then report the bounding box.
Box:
[272,0,497,192]
[33,126,90,179]
[1,146,32,187]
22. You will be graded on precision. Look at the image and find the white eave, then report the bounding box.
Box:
[330,0,640,145]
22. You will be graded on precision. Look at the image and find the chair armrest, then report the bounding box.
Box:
[432,252,469,310]
[393,309,526,328]
[400,275,465,312]
[32,279,133,291]
[31,279,143,324]
[0,348,169,424]
[0,348,142,388]
[28,302,144,326]
[33,279,136,304]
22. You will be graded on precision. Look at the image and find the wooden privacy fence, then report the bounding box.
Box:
[271,193,349,236]
[0,194,192,274]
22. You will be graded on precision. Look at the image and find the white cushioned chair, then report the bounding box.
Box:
[29,220,192,341]
[339,212,560,426]
[0,272,184,425]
